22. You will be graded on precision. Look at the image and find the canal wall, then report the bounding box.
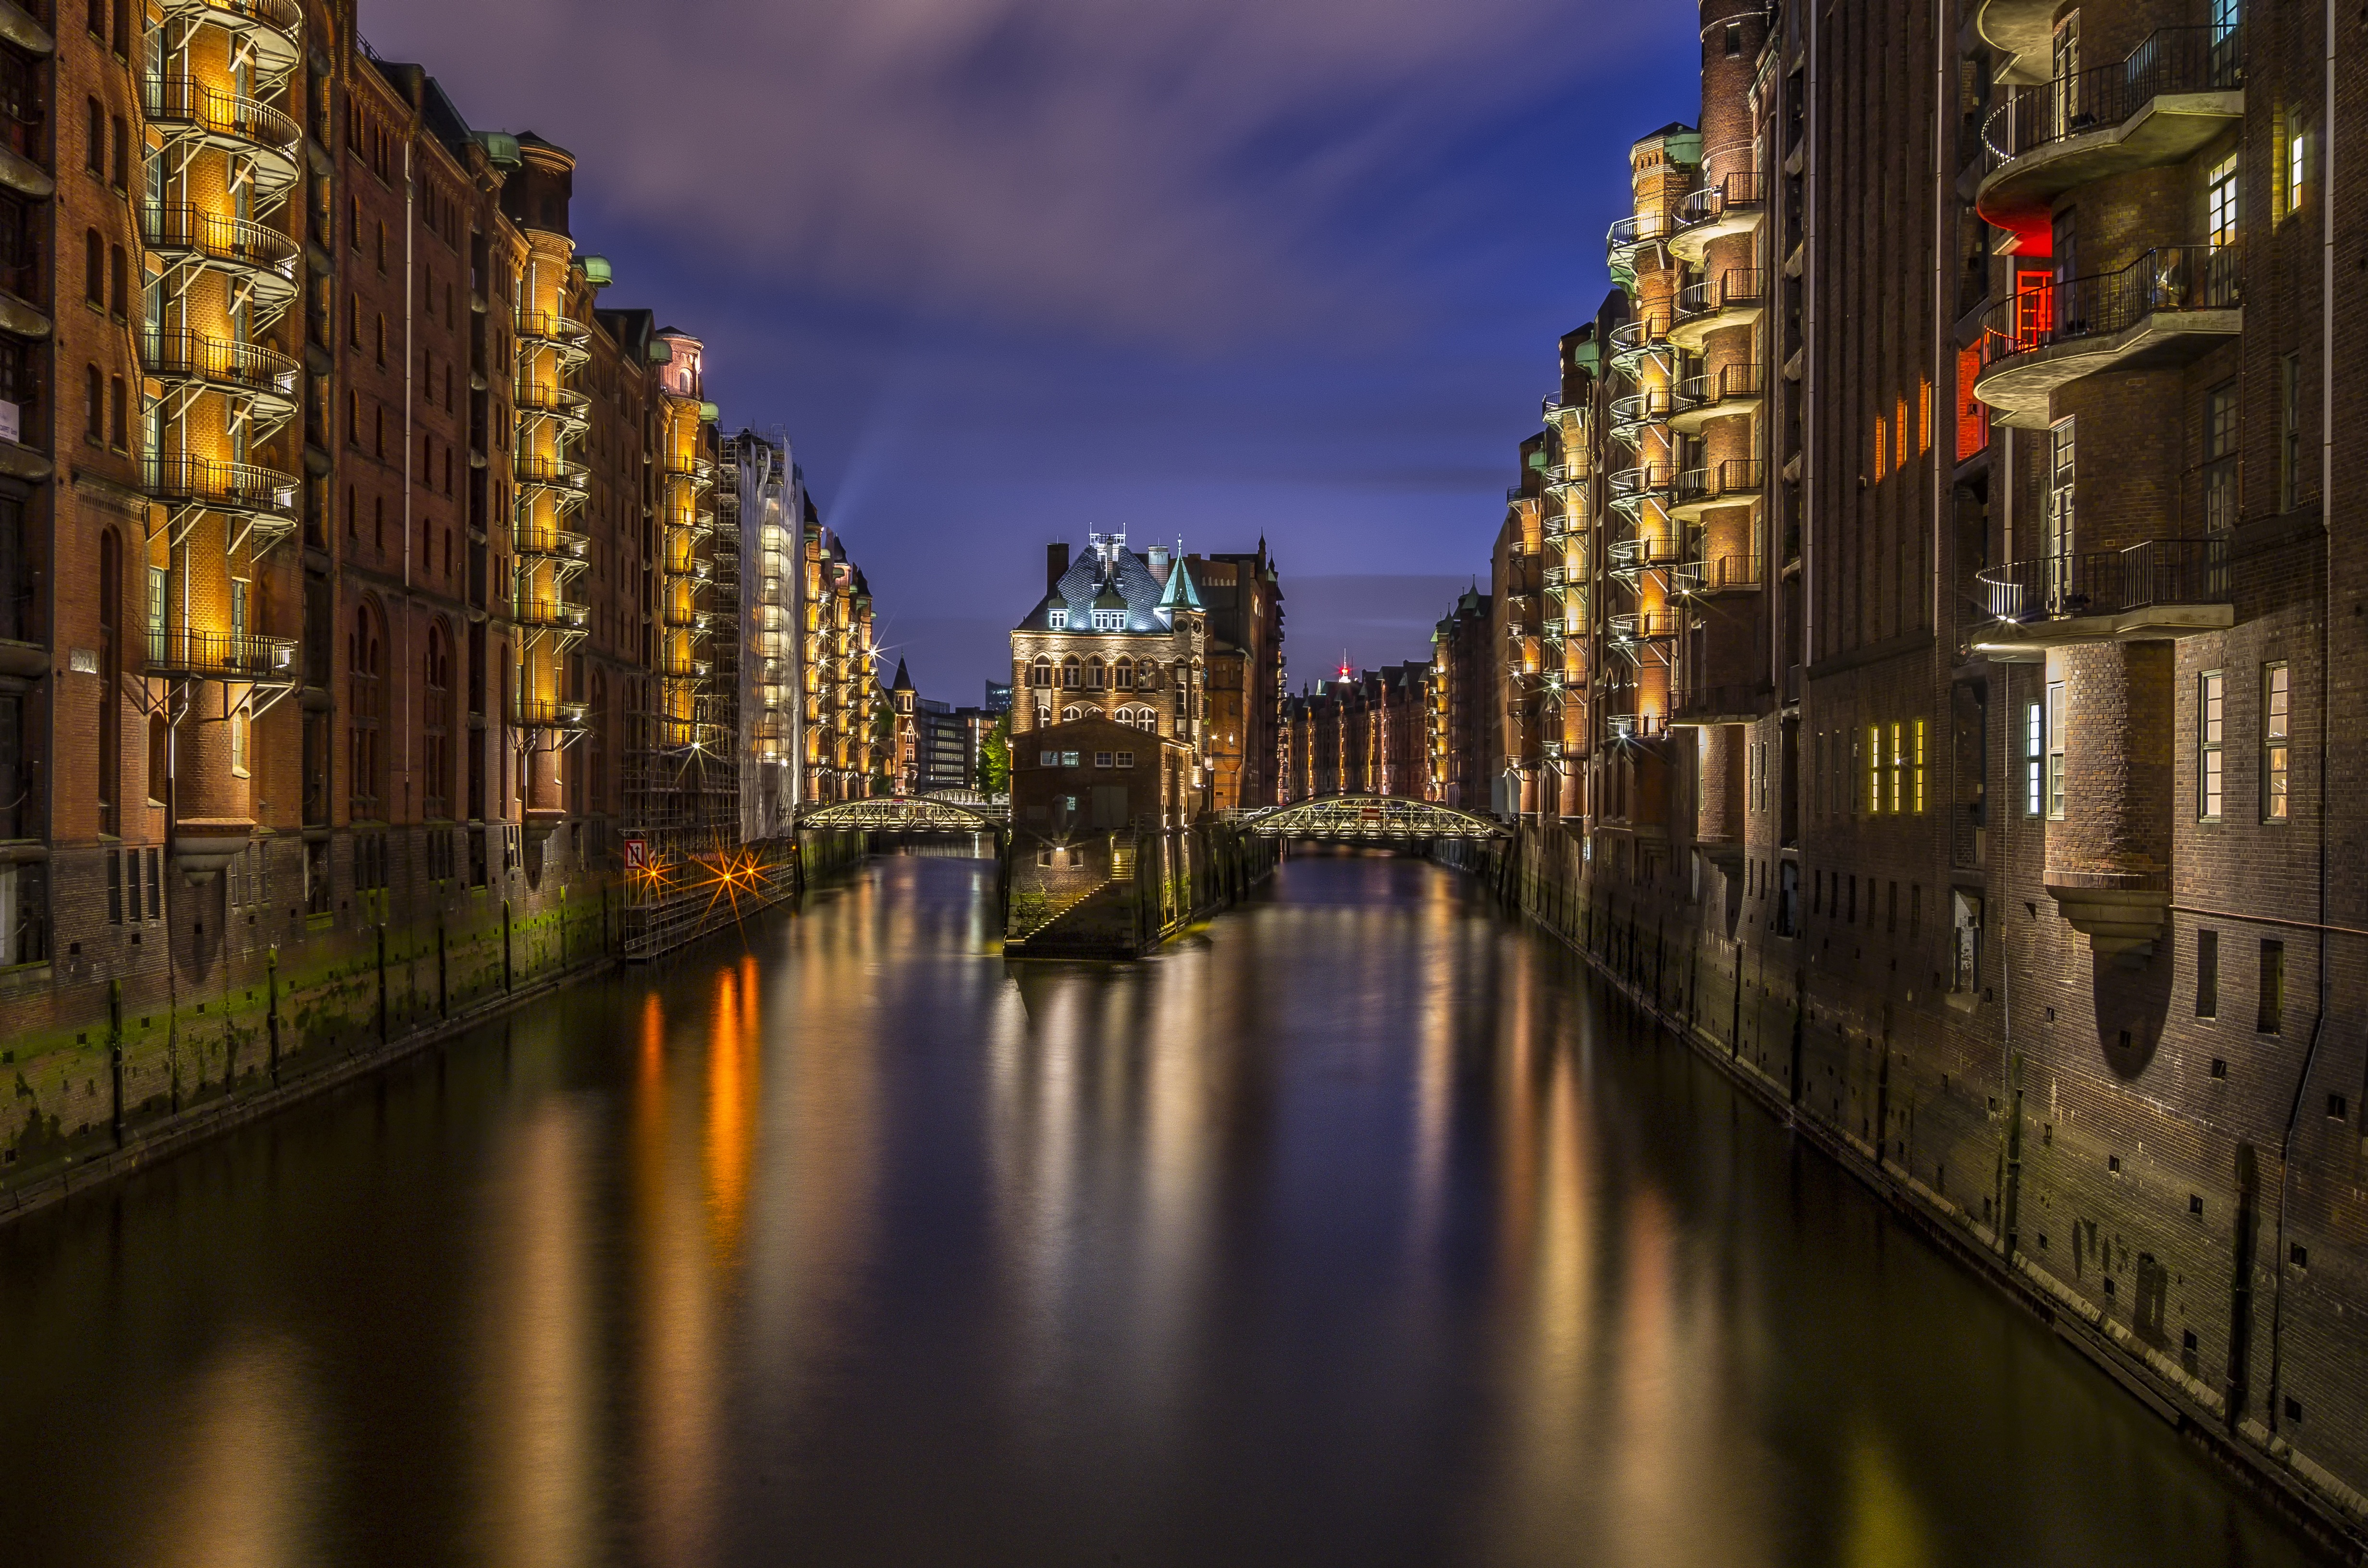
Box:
[1005,821,1276,958]
[0,825,864,1225]
[1444,821,2368,1562]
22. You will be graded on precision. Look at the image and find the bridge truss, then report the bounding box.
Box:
[1240,795,1509,841]
[799,796,1005,832]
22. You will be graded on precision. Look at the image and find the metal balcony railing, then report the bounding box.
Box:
[1608,611,1682,642]
[1606,210,1677,277]
[514,697,589,728]
[145,454,300,518]
[144,75,302,159]
[514,382,591,423]
[513,598,587,630]
[1977,537,2231,623]
[1676,268,1765,323]
[1671,554,1764,595]
[1608,464,1676,502]
[173,0,302,38]
[1984,26,2244,169]
[140,331,300,398]
[1977,244,2241,370]
[1673,458,1764,509]
[145,628,296,679]
[1673,361,1768,414]
[1675,172,1766,232]
[1608,315,1672,364]
[514,525,590,560]
[1610,388,1673,440]
[514,309,592,344]
[514,453,590,490]
[141,203,299,280]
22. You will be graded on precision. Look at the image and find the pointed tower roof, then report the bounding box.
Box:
[1159,555,1203,611]
[891,657,914,692]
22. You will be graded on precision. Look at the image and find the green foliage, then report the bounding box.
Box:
[979,711,1012,793]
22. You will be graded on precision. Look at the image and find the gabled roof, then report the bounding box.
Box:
[1158,556,1203,611]
[1014,539,1183,633]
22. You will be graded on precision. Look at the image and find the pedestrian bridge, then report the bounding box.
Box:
[1238,795,1509,841]
[799,796,1006,831]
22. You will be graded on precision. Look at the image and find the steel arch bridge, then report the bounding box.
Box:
[798,797,1005,832]
[1239,795,1509,841]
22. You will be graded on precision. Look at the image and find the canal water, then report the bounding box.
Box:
[0,853,2331,1567]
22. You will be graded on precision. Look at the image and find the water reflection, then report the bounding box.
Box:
[0,852,2331,1568]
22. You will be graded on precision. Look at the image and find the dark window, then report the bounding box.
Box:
[83,364,100,441]
[84,98,101,175]
[2258,939,2285,1034]
[84,229,102,305]
[2196,929,2218,1017]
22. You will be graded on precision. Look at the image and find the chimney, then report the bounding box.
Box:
[1047,541,1070,594]
[1146,544,1171,584]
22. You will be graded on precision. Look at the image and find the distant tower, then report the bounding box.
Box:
[891,658,919,796]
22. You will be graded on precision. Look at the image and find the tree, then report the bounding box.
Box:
[979,710,1012,794]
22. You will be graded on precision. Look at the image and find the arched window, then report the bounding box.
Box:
[1062,706,1081,723]
[1061,656,1080,689]
[1086,656,1104,690]
[349,600,385,819]
[423,619,452,819]
[147,710,167,806]
[1115,658,1134,690]
[84,229,102,306]
[1031,656,1051,688]
[1140,663,1159,691]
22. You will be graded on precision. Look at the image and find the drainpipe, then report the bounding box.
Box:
[401,134,416,804]
[2265,0,2340,1443]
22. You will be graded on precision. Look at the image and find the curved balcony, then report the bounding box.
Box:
[514,524,590,562]
[659,602,715,631]
[1974,244,2241,428]
[1970,0,2056,84]
[145,454,299,524]
[1607,610,1682,651]
[1607,534,1682,580]
[1670,554,1764,598]
[143,76,302,200]
[1607,463,1675,521]
[141,204,299,309]
[661,508,714,539]
[140,330,300,421]
[514,380,591,435]
[514,309,592,369]
[1605,211,1677,287]
[1973,537,2232,649]
[513,597,588,633]
[1669,268,1766,352]
[513,452,590,496]
[143,627,296,682]
[160,0,302,77]
[514,697,589,731]
[1667,173,1766,265]
[1978,28,2244,232]
[1607,315,1673,377]
[660,655,713,680]
[659,452,717,491]
[1542,392,1591,431]
[1670,458,1763,521]
[1609,388,1673,445]
[1669,362,1767,434]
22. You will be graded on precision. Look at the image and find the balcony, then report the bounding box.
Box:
[1670,458,1763,521]
[140,331,300,420]
[1607,315,1673,376]
[514,524,590,561]
[660,655,713,680]
[144,627,296,682]
[1607,611,1682,661]
[1973,244,2241,428]
[514,452,590,495]
[1973,537,2232,650]
[1669,362,1766,434]
[662,508,714,539]
[660,602,714,630]
[1607,463,1675,520]
[1607,534,1682,582]
[1671,554,1764,597]
[143,76,301,199]
[1667,174,1767,265]
[141,204,299,306]
[1605,211,1677,287]
[514,309,592,368]
[1609,388,1673,445]
[514,697,589,731]
[514,597,588,633]
[659,452,717,490]
[1542,392,1591,431]
[1669,268,1765,352]
[514,380,591,434]
[1978,29,2243,232]
[146,454,300,526]
[161,0,301,75]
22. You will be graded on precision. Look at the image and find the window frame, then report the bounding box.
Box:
[2262,662,2290,822]
[2045,681,2067,820]
[2198,669,2225,821]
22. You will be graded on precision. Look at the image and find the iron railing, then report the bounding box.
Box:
[1977,536,2231,622]
[1674,459,1764,509]
[514,453,589,490]
[143,75,301,157]
[1672,554,1764,594]
[1674,361,1767,413]
[1984,26,2245,168]
[140,331,300,396]
[514,525,589,559]
[513,597,588,630]
[1677,268,1764,322]
[1675,172,1766,230]
[514,697,589,728]
[145,627,296,678]
[145,454,300,516]
[141,204,298,278]
[1977,244,2241,370]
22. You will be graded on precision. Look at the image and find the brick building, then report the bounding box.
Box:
[1452,0,2368,1529]
[1183,540,1284,811]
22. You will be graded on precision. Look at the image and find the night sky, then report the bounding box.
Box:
[367,0,1694,706]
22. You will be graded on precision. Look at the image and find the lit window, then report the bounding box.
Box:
[2207,152,2241,250]
[2264,663,2290,821]
[2199,671,2224,821]
[1912,720,1926,814]
[1093,609,1124,631]
[2046,682,2067,820]
[1047,609,1067,629]
[1061,751,1080,767]
[2288,125,2309,216]
[1867,725,1882,814]
[1889,721,1904,813]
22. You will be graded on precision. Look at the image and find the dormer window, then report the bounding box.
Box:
[1093,609,1124,631]
[1048,609,1067,629]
